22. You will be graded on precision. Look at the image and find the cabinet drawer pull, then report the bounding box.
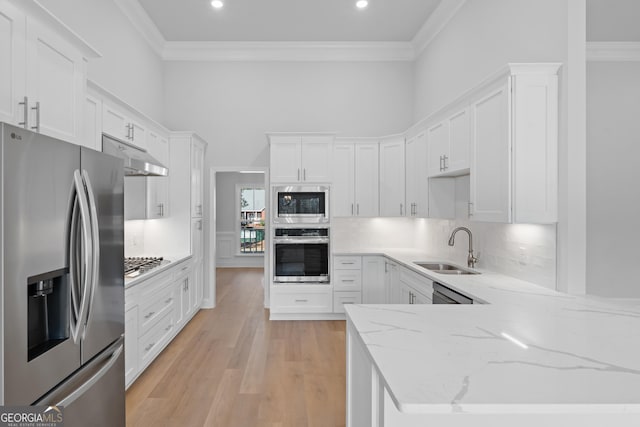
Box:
[341,262,355,265]
[165,325,173,332]
[343,302,354,305]
[341,279,355,283]
[165,298,173,304]
[144,343,155,352]
[294,299,308,303]
[144,311,155,319]
[181,266,189,271]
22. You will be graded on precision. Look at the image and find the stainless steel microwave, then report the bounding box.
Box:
[272,185,329,224]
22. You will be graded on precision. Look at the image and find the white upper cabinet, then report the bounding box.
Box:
[83,93,102,151]
[427,108,470,177]
[0,2,26,125]
[470,64,560,223]
[427,122,448,177]
[333,141,379,217]
[269,134,332,183]
[448,108,471,172]
[470,83,511,222]
[405,131,429,217]
[102,100,147,150]
[301,135,332,182]
[354,143,379,217]
[146,130,170,219]
[379,136,406,217]
[332,143,355,217]
[0,1,98,145]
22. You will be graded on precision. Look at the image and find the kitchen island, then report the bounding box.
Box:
[345,252,640,427]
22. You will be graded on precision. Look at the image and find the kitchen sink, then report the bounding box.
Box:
[413,262,480,275]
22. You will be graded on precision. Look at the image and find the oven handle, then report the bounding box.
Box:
[273,237,329,244]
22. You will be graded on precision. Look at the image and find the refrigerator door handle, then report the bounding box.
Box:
[72,170,93,342]
[81,170,100,338]
[34,337,124,408]
[68,195,81,343]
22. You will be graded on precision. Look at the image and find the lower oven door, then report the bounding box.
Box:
[274,242,329,283]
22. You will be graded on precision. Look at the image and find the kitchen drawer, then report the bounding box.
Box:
[333,269,362,292]
[399,268,434,296]
[139,281,176,335]
[334,256,362,270]
[270,288,332,313]
[139,309,175,367]
[333,291,361,314]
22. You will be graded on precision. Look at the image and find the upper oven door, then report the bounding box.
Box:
[273,186,329,223]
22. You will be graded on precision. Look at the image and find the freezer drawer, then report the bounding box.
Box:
[35,336,125,427]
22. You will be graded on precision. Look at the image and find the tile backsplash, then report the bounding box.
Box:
[332,217,557,290]
[124,220,146,257]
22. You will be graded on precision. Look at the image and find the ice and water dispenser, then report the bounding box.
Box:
[27,268,70,361]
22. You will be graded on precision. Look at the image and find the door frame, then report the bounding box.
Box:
[209,167,270,308]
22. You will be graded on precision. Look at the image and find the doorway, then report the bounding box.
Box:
[209,167,270,308]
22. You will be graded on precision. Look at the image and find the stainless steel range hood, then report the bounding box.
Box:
[102,134,168,176]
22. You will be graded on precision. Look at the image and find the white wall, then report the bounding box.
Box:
[586,0,640,41]
[413,0,569,121]
[215,172,265,267]
[586,62,640,297]
[43,0,164,121]
[163,61,415,167]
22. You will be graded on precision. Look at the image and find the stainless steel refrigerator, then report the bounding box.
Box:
[1,122,125,426]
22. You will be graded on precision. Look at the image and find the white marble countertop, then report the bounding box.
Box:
[124,254,192,288]
[342,249,640,414]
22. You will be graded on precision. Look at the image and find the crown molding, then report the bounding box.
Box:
[114,0,467,62]
[586,42,640,62]
[113,0,165,56]
[162,41,415,62]
[411,0,467,55]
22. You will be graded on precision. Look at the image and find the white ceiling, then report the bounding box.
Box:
[137,0,442,42]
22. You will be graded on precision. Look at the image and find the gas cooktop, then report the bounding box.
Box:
[124,257,167,278]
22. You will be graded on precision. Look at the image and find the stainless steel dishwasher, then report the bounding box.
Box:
[432,282,474,304]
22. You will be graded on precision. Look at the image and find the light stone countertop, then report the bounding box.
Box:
[124,254,192,289]
[341,249,640,414]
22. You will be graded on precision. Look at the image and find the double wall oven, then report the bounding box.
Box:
[272,185,330,284]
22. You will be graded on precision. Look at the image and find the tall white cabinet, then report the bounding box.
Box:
[169,132,207,311]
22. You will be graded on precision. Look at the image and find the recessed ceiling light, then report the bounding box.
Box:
[356,0,368,9]
[211,0,224,9]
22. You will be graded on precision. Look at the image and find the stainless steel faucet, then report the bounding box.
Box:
[448,227,478,268]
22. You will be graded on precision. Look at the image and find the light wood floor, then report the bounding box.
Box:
[126,268,346,427]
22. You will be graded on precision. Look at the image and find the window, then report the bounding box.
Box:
[238,186,265,254]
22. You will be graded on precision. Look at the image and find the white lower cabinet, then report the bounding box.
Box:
[362,256,386,304]
[333,255,363,313]
[124,305,138,387]
[398,268,433,304]
[333,291,362,314]
[124,258,196,389]
[271,286,333,314]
